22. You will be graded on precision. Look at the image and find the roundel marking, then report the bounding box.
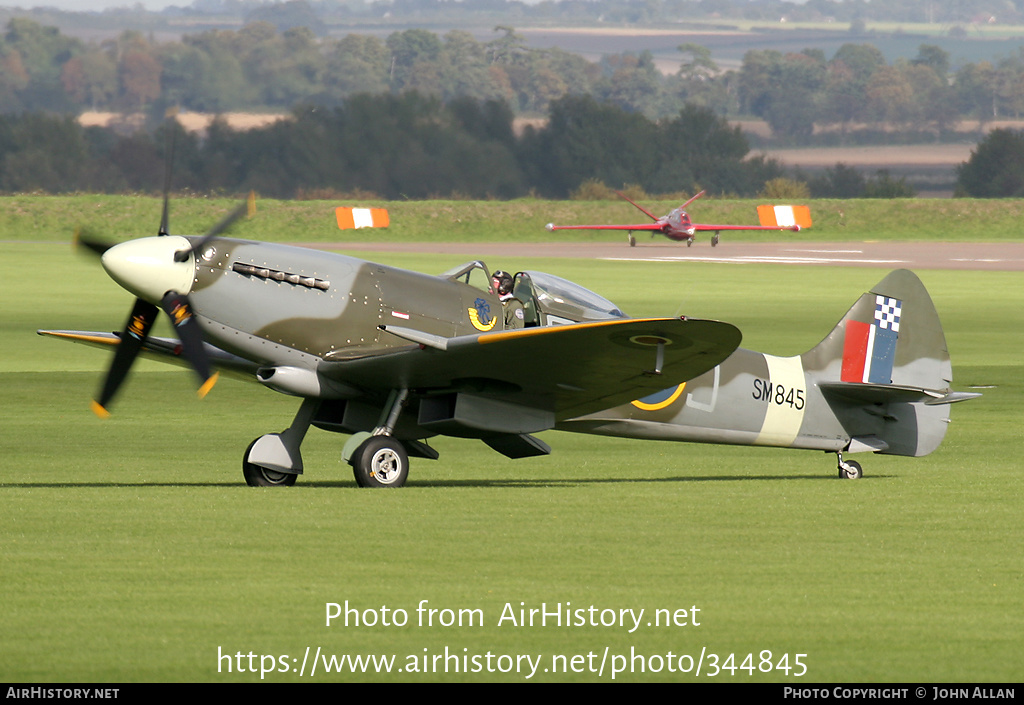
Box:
[629,334,673,347]
[631,383,686,411]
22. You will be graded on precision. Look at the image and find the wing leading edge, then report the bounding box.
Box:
[546,223,666,232]
[36,330,259,379]
[690,223,801,232]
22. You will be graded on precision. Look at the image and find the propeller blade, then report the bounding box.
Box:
[74,227,114,258]
[158,117,177,237]
[158,189,171,237]
[159,291,218,398]
[92,298,159,417]
[174,192,255,262]
[89,117,223,415]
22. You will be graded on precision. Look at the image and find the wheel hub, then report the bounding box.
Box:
[261,467,293,484]
[370,449,403,484]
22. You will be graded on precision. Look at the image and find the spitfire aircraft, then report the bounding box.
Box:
[40,201,975,487]
[545,190,812,247]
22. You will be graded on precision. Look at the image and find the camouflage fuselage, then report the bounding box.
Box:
[558,348,850,451]
[189,238,505,368]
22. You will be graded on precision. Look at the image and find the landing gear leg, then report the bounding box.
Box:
[349,389,411,488]
[243,398,319,487]
[836,451,863,479]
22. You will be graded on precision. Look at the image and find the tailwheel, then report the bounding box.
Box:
[837,452,863,480]
[839,460,863,479]
[351,436,409,488]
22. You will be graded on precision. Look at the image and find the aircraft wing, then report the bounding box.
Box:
[691,223,801,232]
[41,318,742,423]
[320,317,741,421]
[36,330,260,379]
[691,205,811,232]
[546,223,665,232]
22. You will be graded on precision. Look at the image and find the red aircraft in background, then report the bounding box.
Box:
[545,190,812,247]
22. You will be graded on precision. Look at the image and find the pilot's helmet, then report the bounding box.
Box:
[492,270,513,296]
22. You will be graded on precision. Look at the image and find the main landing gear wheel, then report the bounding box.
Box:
[839,459,863,480]
[711,233,720,247]
[351,436,409,488]
[628,233,636,247]
[242,441,297,487]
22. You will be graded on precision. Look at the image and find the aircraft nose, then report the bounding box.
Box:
[101,236,197,303]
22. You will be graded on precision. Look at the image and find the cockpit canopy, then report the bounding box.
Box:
[439,260,626,327]
[666,208,690,228]
[516,270,626,326]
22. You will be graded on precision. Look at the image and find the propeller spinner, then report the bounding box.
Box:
[77,196,254,416]
[87,236,218,417]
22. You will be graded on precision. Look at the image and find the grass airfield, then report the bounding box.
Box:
[2,232,1022,682]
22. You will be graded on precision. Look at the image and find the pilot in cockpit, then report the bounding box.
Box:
[491,270,525,330]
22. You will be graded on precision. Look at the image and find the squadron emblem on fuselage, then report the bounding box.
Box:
[468,298,497,331]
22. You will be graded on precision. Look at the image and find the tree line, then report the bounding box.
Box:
[5,15,1024,144]
[4,89,1016,197]
[0,94,789,199]
[1,19,599,118]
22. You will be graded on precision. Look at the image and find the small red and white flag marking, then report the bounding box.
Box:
[756,205,813,229]
[336,207,390,230]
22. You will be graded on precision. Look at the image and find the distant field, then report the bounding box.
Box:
[744,122,1020,197]
[759,143,971,197]
[517,22,1024,73]
[760,144,972,168]
[79,111,287,134]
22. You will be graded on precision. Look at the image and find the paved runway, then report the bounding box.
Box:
[321,241,1024,271]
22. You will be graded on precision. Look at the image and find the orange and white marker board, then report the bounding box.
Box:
[757,205,812,228]
[336,207,390,230]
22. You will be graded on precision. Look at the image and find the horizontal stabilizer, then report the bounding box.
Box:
[336,207,389,230]
[819,381,949,406]
[924,391,984,405]
[757,204,812,229]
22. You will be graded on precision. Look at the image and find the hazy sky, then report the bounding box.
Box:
[10,1,184,9]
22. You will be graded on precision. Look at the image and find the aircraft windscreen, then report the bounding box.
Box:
[440,260,492,292]
[524,271,626,321]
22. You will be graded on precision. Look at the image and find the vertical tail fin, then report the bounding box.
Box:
[802,270,976,457]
